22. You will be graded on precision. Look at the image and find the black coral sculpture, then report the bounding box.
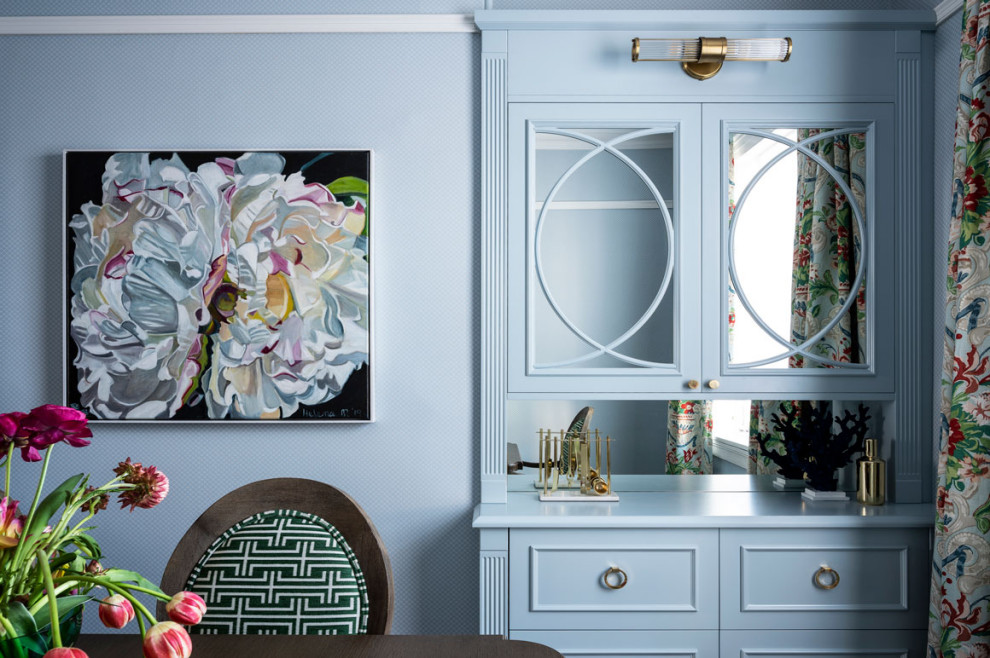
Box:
[754,402,871,491]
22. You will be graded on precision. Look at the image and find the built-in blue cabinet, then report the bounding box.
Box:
[475,9,936,656]
[508,100,896,398]
[700,102,896,398]
[508,103,702,394]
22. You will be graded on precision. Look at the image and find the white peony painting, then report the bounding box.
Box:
[64,150,371,421]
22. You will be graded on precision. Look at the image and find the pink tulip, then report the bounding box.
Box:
[0,497,23,549]
[142,621,192,658]
[43,649,88,658]
[98,594,135,628]
[166,591,207,625]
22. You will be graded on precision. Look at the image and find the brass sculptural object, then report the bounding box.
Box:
[537,427,615,501]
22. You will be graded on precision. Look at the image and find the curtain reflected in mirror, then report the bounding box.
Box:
[505,399,878,488]
[724,127,869,476]
[727,128,868,370]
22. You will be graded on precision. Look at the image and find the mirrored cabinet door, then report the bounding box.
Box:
[507,104,702,394]
[701,103,895,396]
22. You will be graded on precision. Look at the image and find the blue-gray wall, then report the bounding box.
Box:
[0,0,947,636]
[934,13,961,468]
[0,29,480,635]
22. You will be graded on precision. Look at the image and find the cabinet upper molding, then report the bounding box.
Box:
[475,10,936,33]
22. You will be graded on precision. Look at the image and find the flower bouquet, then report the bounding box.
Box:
[0,405,206,658]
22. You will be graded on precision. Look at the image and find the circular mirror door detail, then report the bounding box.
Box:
[727,127,869,370]
[532,126,677,370]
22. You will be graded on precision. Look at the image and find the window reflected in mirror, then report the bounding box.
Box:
[728,127,868,370]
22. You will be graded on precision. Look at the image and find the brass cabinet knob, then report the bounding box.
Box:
[602,566,628,590]
[707,379,720,390]
[813,565,839,590]
[687,379,700,390]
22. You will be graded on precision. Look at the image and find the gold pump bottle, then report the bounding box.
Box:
[857,438,886,505]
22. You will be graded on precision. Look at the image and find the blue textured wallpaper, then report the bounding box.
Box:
[0,0,952,638]
[0,31,480,634]
[933,14,962,470]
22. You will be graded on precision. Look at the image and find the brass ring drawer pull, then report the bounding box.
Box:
[603,566,628,590]
[813,565,840,590]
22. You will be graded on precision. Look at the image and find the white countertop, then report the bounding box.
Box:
[473,490,935,529]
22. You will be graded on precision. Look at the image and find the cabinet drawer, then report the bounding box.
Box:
[720,528,929,629]
[720,629,928,657]
[509,528,718,630]
[511,630,719,658]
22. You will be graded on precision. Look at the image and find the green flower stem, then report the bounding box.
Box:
[102,583,152,637]
[0,612,28,658]
[44,487,85,546]
[0,611,18,637]
[53,575,169,602]
[50,478,127,547]
[67,518,95,539]
[19,446,54,549]
[51,575,160,637]
[35,549,61,648]
[8,446,56,593]
[3,443,13,497]
[26,581,77,617]
[0,445,18,605]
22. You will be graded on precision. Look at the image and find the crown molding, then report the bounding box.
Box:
[475,9,936,32]
[934,0,963,27]
[0,13,478,35]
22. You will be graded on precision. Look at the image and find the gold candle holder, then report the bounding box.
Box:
[534,428,615,500]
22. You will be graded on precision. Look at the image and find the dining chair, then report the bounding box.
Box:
[158,478,393,635]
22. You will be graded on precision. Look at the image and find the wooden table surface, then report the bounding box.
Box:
[76,633,564,658]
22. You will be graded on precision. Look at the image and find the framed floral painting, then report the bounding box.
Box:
[63,150,372,421]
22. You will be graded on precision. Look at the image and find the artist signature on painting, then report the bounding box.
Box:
[299,408,364,419]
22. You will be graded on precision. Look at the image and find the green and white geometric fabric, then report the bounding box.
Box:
[185,509,369,635]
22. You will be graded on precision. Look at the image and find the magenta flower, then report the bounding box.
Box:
[114,459,169,511]
[142,621,192,658]
[165,591,207,625]
[20,405,92,451]
[0,411,27,445]
[98,594,135,629]
[0,497,23,549]
[0,411,48,462]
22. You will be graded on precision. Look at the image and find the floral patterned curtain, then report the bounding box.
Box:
[749,401,785,475]
[747,130,866,474]
[665,400,712,475]
[929,2,990,654]
[789,129,867,368]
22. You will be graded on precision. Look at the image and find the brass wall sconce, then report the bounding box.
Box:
[632,37,792,80]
